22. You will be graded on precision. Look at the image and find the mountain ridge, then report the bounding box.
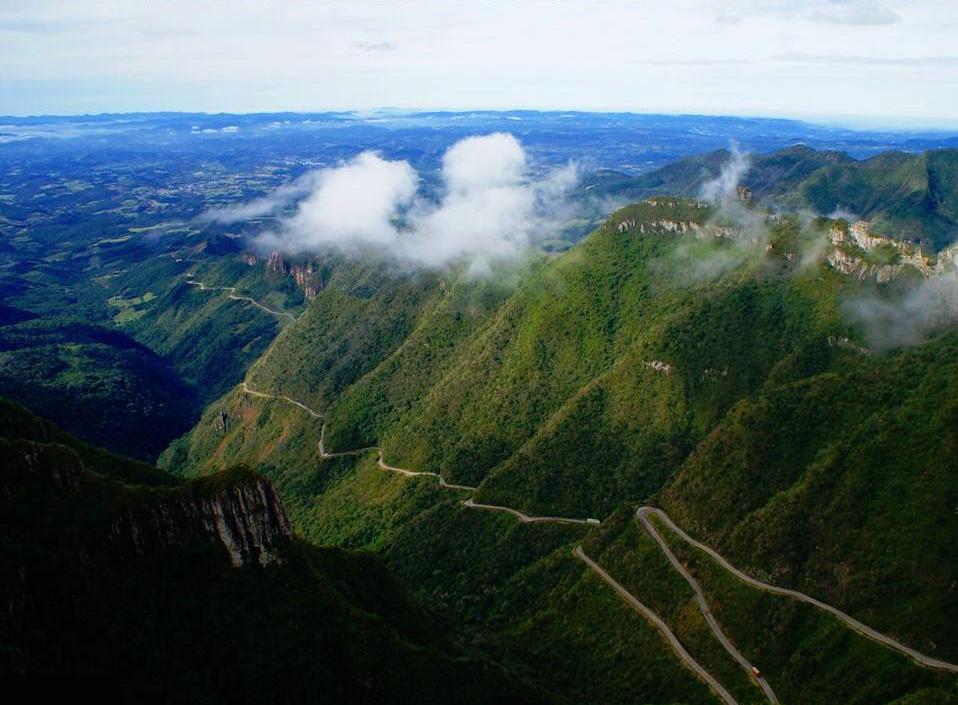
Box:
[161,177,958,703]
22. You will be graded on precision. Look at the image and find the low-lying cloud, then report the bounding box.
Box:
[663,143,770,285]
[222,133,577,273]
[700,142,751,204]
[847,270,958,349]
[201,171,324,224]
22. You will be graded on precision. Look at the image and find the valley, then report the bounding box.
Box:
[6,0,958,698]
[3,115,958,703]
[170,184,958,702]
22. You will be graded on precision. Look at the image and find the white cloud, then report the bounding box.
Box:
[439,133,527,191]
[255,151,418,253]
[848,270,958,349]
[246,133,578,273]
[1,1,955,122]
[700,143,750,204]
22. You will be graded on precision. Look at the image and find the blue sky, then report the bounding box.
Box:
[2,0,957,126]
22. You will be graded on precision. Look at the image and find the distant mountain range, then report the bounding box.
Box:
[3,139,958,703]
[164,167,958,703]
[593,145,958,250]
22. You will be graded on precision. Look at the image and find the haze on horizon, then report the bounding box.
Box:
[1,0,957,128]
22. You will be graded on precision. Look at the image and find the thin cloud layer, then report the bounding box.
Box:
[700,143,751,204]
[721,0,899,26]
[202,171,324,224]
[247,133,578,272]
[848,269,958,350]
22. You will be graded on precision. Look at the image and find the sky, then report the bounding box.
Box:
[2,0,957,126]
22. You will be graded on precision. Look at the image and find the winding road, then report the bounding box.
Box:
[639,507,958,675]
[241,382,321,418]
[574,546,739,705]
[191,274,958,704]
[637,509,779,703]
[185,278,296,320]
[317,420,478,490]
[465,498,598,525]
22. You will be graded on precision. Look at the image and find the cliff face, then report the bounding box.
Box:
[1,407,541,702]
[824,220,947,283]
[0,439,83,499]
[265,250,327,300]
[1,437,292,569]
[109,474,292,567]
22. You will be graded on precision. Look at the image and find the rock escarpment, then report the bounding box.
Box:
[1,437,292,569]
[825,219,948,282]
[264,250,328,300]
[0,440,84,498]
[109,473,292,567]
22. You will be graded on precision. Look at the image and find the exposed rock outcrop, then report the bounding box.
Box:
[643,198,708,209]
[616,218,736,239]
[827,220,936,282]
[109,474,292,567]
[828,335,869,355]
[826,248,904,282]
[702,367,729,380]
[0,440,83,499]
[266,250,291,275]
[265,250,327,300]
[291,262,324,300]
[2,438,292,569]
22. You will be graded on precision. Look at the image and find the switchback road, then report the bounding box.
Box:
[574,546,739,705]
[185,278,296,320]
[639,507,958,675]
[636,508,778,703]
[194,276,958,704]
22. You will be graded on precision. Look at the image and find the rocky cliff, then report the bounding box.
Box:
[0,439,83,498]
[1,437,292,568]
[265,250,327,300]
[826,219,943,282]
[109,472,292,567]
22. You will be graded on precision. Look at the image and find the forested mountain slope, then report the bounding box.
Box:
[600,146,958,250]
[0,397,543,704]
[164,190,958,704]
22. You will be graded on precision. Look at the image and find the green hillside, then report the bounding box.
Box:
[661,333,958,658]
[0,396,544,704]
[0,317,197,461]
[603,146,958,250]
[164,192,958,704]
[125,253,302,405]
[0,240,303,460]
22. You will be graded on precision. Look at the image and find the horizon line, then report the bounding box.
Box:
[2,107,957,133]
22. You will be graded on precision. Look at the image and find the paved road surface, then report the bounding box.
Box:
[637,509,778,703]
[464,498,597,525]
[575,546,739,705]
[195,277,958,692]
[185,278,296,320]
[641,507,958,674]
[241,382,322,418]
